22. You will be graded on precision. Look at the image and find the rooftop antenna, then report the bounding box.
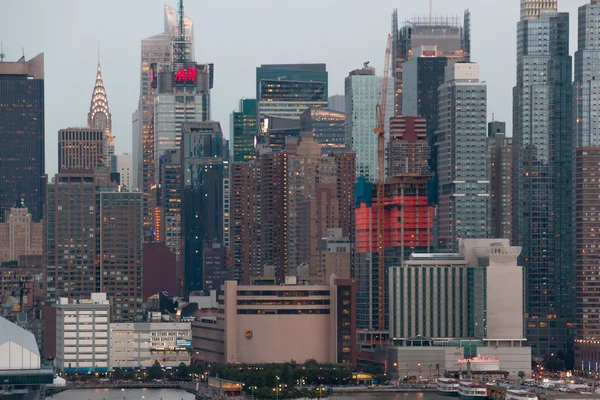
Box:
[174,0,187,63]
[429,0,433,24]
[0,42,4,62]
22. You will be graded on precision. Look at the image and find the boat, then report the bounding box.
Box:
[506,389,538,400]
[437,377,460,396]
[458,381,488,400]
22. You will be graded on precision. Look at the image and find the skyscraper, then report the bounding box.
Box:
[256,64,327,120]
[58,128,106,172]
[388,116,428,177]
[0,199,43,264]
[230,99,257,163]
[0,53,44,222]
[181,122,228,293]
[391,10,470,116]
[88,59,114,165]
[134,4,194,230]
[159,149,181,256]
[345,65,392,182]
[300,107,346,154]
[46,168,144,321]
[514,0,572,356]
[437,63,489,252]
[487,121,513,241]
[112,153,133,190]
[573,0,600,372]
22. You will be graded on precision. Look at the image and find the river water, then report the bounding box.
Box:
[47,389,446,400]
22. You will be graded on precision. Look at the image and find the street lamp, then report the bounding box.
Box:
[393,362,398,382]
[318,384,326,399]
[418,363,422,381]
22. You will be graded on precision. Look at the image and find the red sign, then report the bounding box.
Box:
[174,67,197,83]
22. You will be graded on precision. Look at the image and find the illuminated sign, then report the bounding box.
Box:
[176,337,192,349]
[174,67,197,83]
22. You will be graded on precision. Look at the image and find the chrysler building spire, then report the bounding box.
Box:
[88,54,114,163]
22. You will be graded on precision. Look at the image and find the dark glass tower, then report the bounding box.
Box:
[231,98,257,162]
[0,54,44,222]
[514,0,572,357]
[181,121,228,293]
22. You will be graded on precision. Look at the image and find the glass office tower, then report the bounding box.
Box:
[514,0,572,357]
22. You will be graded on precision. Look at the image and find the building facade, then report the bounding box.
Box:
[392,10,470,116]
[112,153,133,189]
[191,278,356,366]
[58,128,106,172]
[344,66,392,182]
[488,122,513,241]
[327,94,345,113]
[256,64,327,120]
[110,322,191,370]
[0,53,44,223]
[55,293,110,373]
[388,116,428,177]
[231,98,257,163]
[181,122,228,293]
[0,201,43,264]
[437,63,489,252]
[300,107,346,154]
[514,0,573,356]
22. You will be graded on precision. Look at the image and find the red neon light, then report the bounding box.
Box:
[174,67,197,82]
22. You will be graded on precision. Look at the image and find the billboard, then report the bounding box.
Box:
[176,337,192,349]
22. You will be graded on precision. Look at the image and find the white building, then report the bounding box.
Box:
[112,153,134,190]
[55,293,110,373]
[0,315,41,370]
[388,239,531,379]
[110,322,191,370]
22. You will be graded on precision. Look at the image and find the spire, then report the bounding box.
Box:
[87,52,111,133]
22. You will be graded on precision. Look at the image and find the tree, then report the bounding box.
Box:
[518,371,526,380]
[148,360,164,380]
[177,362,189,379]
[112,367,124,379]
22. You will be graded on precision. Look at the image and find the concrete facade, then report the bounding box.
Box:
[192,278,356,366]
[0,203,43,264]
[110,322,191,370]
[55,293,110,373]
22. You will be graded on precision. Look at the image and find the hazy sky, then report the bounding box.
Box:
[0,0,585,176]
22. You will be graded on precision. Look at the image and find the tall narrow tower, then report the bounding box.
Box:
[514,0,572,357]
[88,58,114,164]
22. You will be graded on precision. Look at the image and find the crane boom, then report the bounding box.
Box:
[374,34,392,331]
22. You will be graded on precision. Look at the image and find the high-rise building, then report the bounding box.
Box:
[88,59,114,165]
[513,0,572,356]
[437,63,489,252]
[573,0,600,373]
[58,128,106,172]
[97,190,144,321]
[345,65,393,182]
[388,116,428,177]
[256,64,327,119]
[327,94,345,113]
[112,153,133,190]
[391,10,470,116]
[0,53,44,223]
[354,176,433,330]
[487,122,513,241]
[0,199,43,264]
[230,99,257,163]
[158,149,181,255]
[300,107,346,154]
[181,122,228,293]
[46,168,143,321]
[134,4,194,230]
[320,228,351,283]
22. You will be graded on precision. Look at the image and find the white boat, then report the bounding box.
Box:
[458,381,487,400]
[437,377,460,396]
[506,389,538,400]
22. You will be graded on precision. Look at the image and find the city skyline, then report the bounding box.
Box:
[0,0,585,176]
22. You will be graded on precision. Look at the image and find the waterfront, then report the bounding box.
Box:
[47,389,445,400]
[48,388,195,400]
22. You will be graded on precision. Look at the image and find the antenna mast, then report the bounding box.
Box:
[429,0,433,24]
[0,42,4,62]
[175,0,187,64]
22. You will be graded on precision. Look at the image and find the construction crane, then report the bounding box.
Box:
[374,34,392,331]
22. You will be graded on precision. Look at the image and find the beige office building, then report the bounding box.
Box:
[192,278,356,366]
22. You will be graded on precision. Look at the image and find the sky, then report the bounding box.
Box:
[0,0,585,176]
